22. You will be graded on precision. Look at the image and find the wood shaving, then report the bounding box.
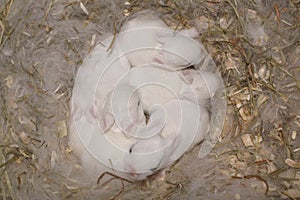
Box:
[19,131,30,144]
[285,159,300,169]
[241,134,254,147]
[57,121,67,139]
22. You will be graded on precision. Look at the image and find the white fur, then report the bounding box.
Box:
[101,84,146,136]
[129,65,221,111]
[70,34,131,126]
[118,13,168,67]
[69,35,140,180]
[69,84,146,180]
[124,99,209,180]
[70,118,138,180]
[152,27,204,69]
[69,14,221,182]
[118,13,203,69]
[128,65,182,112]
[69,33,133,139]
[124,133,179,180]
[180,69,222,105]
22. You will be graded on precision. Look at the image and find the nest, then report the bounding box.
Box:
[0,0,299,199]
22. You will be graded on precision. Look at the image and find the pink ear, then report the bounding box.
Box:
[89,104,99,119]
[179,27,199,38]
[152,56,164,64]
[180,70,194,84]
[89,103,114,132]
[123,123,137,137]
[98,112,114,133]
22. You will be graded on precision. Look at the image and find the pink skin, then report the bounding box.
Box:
[86,95,144,135]
[88,103,115,133]
[126,163,139,179]
[181,70,194,83]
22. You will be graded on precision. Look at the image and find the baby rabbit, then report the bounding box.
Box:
[128,65,182,112]
[118,12,203,69]
[70,34,132,128]
[69,35,144,180]
[117,12,168,67]
[71,119,140,181]
[152,28,204,70]
[69,85,147,181]
[124,132,180,180]
[124,98,209,180]
[129,65,222,112]
[179,69,223,106]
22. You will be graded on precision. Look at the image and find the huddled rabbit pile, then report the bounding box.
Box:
[68,12,222,181]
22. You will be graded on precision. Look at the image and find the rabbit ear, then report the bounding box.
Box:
[152,55,165,65]
[122,122,137,137]
[180,69,195,84]
[98,112,114,133]
[89,104,115,133]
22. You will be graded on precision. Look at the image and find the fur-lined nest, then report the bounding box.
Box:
[0,0,299,199]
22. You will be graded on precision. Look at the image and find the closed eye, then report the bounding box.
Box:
[150,167,157,171]
[129,146,133,154]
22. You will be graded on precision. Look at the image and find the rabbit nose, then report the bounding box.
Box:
[129,172,139,179]
[126,164,139,179]
[152,56,163,64]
